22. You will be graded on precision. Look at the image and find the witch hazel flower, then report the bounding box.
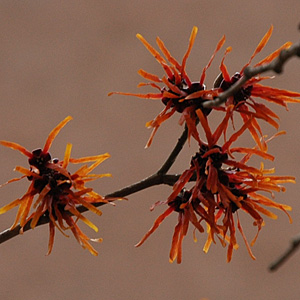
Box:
[0,116,115,255]
[215,25,300,150]
[109,26,225,147]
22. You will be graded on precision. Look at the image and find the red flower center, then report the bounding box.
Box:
[27,148,71,195]
[219,72,253,104]
[162,81,211,115]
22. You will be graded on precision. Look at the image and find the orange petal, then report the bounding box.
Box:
[156,37,181,71]
[219,47,232,82]
[46,222,55,256]
[254,41,292,66]
[169,217,182,263]
[43,116,73,153]
[225,160,263,175]
[237,213,256,260]
[137,82,161,90]
[181,26,198,80]
[250,201,278,220]
[14,166,40,178]
[203,227,213,253]
[145,104,176,148]
[70,153,110,164]
[241,25,273,73]
[212,105,232,145]
[196,109,213,147]
[0,198,22,214]
[0,141,32,157]
[138,69,162,83]
[136,33,167,66]
[108,91,163,99]
[62,143,72,169]
[206,164,219,194]
[161,76,183,95]
[230,147,274,161]
[200,35,226,86]
[135,206,175,247]
[68,207,99,232]
[222,116,253,151]
[168,169,194,201]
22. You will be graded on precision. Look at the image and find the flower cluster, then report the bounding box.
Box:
[109,26,225,147]
[136,109,294,262]
[0,25,298,263]
[215,25,300,150]
[111,26,299,262]
[0,116,113,255]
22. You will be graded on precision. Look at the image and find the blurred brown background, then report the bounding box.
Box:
[0,1,300,299]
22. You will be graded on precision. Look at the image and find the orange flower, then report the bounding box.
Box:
[216,25,300,150]
[192,109,293,261]
[109,26,225,147]
[136,109,294,262]
[0,116,112,255]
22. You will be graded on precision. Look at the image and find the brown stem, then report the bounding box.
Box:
[269,233,300,271]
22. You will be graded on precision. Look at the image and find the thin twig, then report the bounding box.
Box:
[269,233,300,271]
[0,173,181,245]
[202,39,300,109]
[157,125,188,174]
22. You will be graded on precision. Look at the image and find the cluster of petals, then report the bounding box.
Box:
[109,25,300,149]
[0,116,113,255]
[136,109,294,262]
[118,25,300,262]
[214,25,300,150]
